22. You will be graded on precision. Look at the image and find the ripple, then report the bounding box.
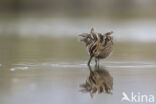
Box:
[41,61,156,69]
[10,61,156,70]
[42,63,87,68]
[12,63,37,67]
[106,65,156,69]
[10,67,29,71]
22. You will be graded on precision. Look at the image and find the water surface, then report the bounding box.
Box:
[0,37,156,104]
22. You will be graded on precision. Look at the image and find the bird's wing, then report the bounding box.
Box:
[90,28,100,41]
[102,34,110,47]
[88,41,98,56]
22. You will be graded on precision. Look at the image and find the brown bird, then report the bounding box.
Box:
[80,65,113,97]
[79,28,113,66]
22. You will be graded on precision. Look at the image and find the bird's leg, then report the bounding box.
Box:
[97,58,99,68]
[88,56,93,66]
[88,64,94,74]
[95,58,98,66]
[95,57,100,67]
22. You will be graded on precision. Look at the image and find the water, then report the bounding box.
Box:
[0,36,156,104]
[1,16,156,42]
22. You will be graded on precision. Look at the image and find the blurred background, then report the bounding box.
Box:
[0,0,156,41]
[0,1,156,104]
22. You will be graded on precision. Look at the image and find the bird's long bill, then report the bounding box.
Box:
[79,33,88,41]
[110,31,114,34]
[78,33,88,37]
[105,31,114,36]
[108,31,114,35]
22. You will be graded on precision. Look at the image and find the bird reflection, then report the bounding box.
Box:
[80,65,113,98]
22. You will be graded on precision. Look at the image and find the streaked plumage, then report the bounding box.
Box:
[80,65,113,97]
[79,28,113,65]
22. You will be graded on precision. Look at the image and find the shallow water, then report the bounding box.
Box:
[1,17,156,42]
[0,37,156,104]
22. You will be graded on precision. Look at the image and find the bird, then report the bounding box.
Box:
[80,65,113,97]
[79,28,113,66]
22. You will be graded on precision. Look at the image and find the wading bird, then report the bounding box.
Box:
[79,28,113,66]
[80,65,113,97]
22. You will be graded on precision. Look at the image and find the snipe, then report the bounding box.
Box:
[80,65,113,97]
[79,28,113,65]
